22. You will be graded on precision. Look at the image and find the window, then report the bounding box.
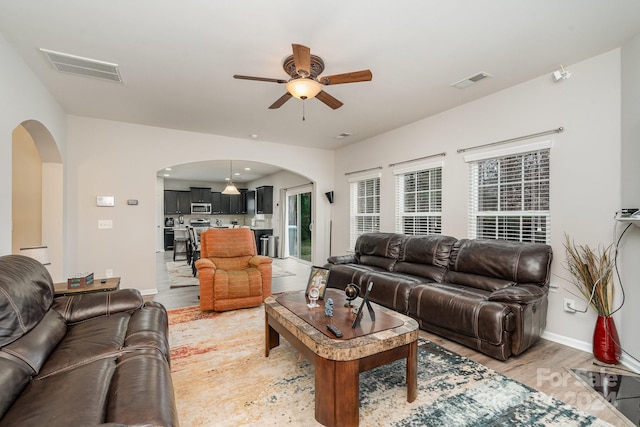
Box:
[467,142,551,243]
[394,163,442,235]
[349,174,380,248]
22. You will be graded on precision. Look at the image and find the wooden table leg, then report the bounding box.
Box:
[406,340,418,402]
[264,312,279,357]
[315,358,360,427]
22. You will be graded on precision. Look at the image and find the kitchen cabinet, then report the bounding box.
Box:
[211,192,222,214]
[256,186,273,214]
[164,190,191,214]
[164,228,174,250]
[190,187,212,203]
[220,194,231,215]
[242,190,255,214]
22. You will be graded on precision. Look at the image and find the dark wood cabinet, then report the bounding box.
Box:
[190,187,212,203]
[256,186,273,214]
[211,192,222,214]
[242,190,255,214]
[164,190,191,214]
[220,194,231,215]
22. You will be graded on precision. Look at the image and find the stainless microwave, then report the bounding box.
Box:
[191,203,212,214]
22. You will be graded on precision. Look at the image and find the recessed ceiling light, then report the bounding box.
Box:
[244,167,251,171]
[165,167,172,171]
[163,173,170,177]
[250,134,258,139]
[234,172,240,176]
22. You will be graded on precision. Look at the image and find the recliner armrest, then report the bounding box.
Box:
[249,255,273,267]
[195,258,216,270]
[488,284,547,304]
[327,254,357,265]
[51,288,144,324]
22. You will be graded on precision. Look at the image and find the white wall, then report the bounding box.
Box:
[0,33,67,256]
[332,50,624,354]
[66,116,334,294]
[619,33,640,368]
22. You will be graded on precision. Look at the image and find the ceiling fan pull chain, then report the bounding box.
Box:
[302,99,306,121]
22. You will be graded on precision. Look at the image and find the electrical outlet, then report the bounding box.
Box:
[105,269,113,278]
[564,298,576,313]
[98,220,113,229]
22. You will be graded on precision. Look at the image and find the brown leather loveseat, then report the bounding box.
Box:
[326,233,553,360]
[0,255,179,426]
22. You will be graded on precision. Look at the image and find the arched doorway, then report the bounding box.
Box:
[11,120,63,281]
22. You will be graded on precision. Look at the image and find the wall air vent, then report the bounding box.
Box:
[39,48,123,83]
[451,71,492,89]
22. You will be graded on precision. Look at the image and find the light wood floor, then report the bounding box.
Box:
[152,252,634,426]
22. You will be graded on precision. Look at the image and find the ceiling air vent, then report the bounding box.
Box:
[39,48,123,83]
[451,72,492,89]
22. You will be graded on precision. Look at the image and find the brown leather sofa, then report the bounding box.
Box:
[0,255,179,426]
[326,233,553,360]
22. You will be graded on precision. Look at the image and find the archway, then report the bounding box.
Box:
[12,120,63,281]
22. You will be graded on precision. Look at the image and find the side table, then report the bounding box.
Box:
[54,277,121,297]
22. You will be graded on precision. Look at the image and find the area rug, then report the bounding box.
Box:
[166,261,295,289]
[168,305,611,427]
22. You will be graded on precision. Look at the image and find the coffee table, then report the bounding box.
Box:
[264,289,418,427]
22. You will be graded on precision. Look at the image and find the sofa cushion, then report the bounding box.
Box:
[0,255,54,347]
[444,239,552,291]
[326,263,386,290]
[400,234,457,268]
[362,271,426,313]
[408,283,514,345]
[355,232,405,260]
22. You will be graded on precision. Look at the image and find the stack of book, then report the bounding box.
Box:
[67,272,94,288]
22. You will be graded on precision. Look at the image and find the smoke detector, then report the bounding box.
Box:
[451,72,492,89]
[40,48,123,83]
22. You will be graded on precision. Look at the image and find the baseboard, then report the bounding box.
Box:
[542,330,640,373]
[140,288,158,296]
[541,330,592,353]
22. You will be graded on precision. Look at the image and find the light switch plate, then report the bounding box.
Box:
[97,196,114,207]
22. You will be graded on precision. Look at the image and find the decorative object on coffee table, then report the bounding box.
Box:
[344,283,359,308]
[563,234,621,364]
[305,266,329,299]
[307,287,320,308]
[324,298,334,317]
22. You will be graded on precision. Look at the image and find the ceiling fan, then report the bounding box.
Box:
[234,44,372,110]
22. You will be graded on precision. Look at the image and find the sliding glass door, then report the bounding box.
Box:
[286,185,312,262]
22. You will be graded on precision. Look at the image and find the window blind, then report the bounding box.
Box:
[349,175,380,248]
[467,146,550,243]
[394,162,442,235]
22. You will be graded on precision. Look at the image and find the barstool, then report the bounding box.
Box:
[173,228,189,261]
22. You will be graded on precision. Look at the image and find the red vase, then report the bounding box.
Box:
[593,315,621,364]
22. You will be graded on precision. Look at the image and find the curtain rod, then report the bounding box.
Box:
[283,182,313,191]
[344,166,383,176]
[388,152,446,168]
[456,127,564,154]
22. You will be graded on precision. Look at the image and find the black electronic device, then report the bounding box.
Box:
[352,282,375,329]
[326,324,343,338]
[620,208,639,217]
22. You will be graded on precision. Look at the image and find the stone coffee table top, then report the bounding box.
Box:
[264,289,418,361]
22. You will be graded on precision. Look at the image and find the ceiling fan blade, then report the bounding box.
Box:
[292,44,311,78]
[320,70,372,85]
[234,74,287,84]
[268,92,293,109]
[315,90,343,109]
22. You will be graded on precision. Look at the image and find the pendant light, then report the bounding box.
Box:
[222,160,240,195]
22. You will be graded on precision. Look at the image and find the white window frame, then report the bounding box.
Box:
[349,173,381,248]
[465,140,551,243]
[394,161,443,235]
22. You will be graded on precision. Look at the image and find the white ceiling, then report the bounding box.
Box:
[2,1,640,181]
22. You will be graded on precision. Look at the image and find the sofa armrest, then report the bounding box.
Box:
[249,255,273,267]
[488,284,547,304]
[51,288,144,324]
[327,254,357,265]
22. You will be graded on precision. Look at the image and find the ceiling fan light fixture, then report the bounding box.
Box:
[286,78,322,100]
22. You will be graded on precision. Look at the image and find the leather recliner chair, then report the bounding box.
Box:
[195,227,273,312]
